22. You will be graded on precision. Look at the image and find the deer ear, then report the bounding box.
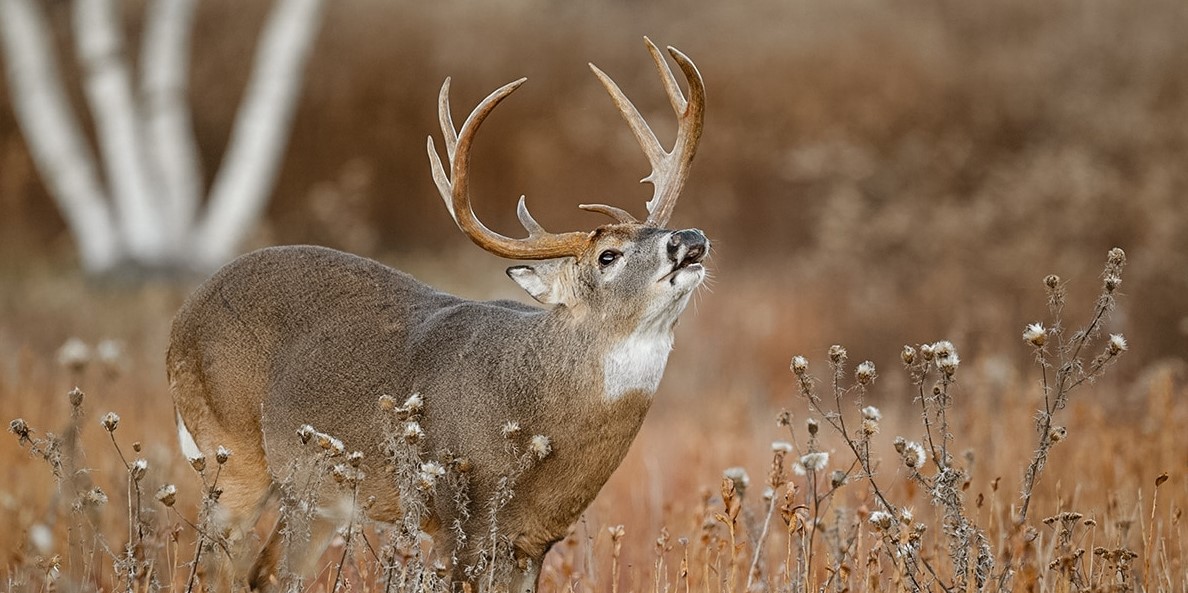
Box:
[507,263,574,306]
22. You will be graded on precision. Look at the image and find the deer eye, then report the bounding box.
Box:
[598,249,622,268]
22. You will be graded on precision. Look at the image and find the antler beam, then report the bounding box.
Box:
[590,36,705,228]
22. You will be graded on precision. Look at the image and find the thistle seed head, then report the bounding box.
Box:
[188,454,206,473]
[828,345,847,364]
[501,421,521,439]
[771,441,793,453]
[799,451,829,472]
[855,361,876,385]
[403,422,425,443]
[101,412,120,433]
[1045,274,1061,289]
[348,451,364,468]
[378,394,397,411]
[9,418,30,442]
[790,355,808,376]
[529,435,552,460]
[806,418,819,436]
[1023,323,1047,347]
[1108,334,1128,355]
[68,387,84,408]
[869,511,893,531]
[297,424,316,444]
[56,338,91,372]
[156,484,177,507]
[215,445,231,464]
[861,406,882,421]
[901,345,916,365]
[903,441,927,469]
[130,458,148,482]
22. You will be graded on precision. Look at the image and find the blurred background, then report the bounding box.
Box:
[2,0,1187,396]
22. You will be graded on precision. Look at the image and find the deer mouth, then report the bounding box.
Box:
[660,256,705,284]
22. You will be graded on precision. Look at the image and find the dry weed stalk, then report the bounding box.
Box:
[781,247,1131,593]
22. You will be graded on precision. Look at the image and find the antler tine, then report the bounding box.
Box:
[427,78,591,260]
[590,37,705,228]
[578,203,639,224]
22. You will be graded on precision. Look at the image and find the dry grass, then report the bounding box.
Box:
[0,249,1184,592]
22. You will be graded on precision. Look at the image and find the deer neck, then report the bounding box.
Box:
[550,306,677,404]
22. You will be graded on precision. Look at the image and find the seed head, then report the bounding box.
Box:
[828,345,847,364]
[903,441,926,469]
[1107,247,1126,267]
[830,470,847,488]
[919,343,935,361]
[101,412,120,433]
[188,454,206,473]
[417,461,446,490]
[297,424,316,444]
[855,361,876,385]
[806,418,819,436]
[723,466,750,495]
[1045,274,1061,289]
[893,436,906,454]
[403,393,424,414]
[932,340,956,360]
[529,435,552,460]
[937,354,960,377]
[1048,426,1067,443]
[501,421,521,439]
[348,451,364,468]
[869,511,893,531]
[215,446,231,464]
[131,458,148,482]
[771,441,793,453]
[1023,323,1046,347]
[799,451,829,472]
[82,487,108,507]
[378,394,396,411]
[1107,334,1128,355]
[56,338,91,372]
[9,418,31,442]
[156,484,177,507]
[861,406,882,421]
[862,419,879,436]
[68,387,84,408]
[790,355,808,376]
[901,345,916,365]
[403,422,425,443]
[1103,274,1121,293]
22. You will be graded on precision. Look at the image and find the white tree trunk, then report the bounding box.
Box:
[1,0,324,274]
[73,0,168,263]
[192,0,325,269]
[0,0,122,273]
[140,0,202,244]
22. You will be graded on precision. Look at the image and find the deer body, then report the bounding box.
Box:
[169,38,708,592]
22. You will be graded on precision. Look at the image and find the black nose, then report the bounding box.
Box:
[668,229,709,263]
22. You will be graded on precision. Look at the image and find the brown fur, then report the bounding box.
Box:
[168,228,707,591]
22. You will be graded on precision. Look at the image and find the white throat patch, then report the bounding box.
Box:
[603,331,674,401]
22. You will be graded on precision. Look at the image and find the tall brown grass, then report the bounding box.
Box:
[1,248,1183,591]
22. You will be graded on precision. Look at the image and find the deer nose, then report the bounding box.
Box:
[668,229,709,264]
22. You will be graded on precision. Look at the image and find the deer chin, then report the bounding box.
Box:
[660,262,706,289]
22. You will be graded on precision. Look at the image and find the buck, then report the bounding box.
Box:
[168,38,707,592]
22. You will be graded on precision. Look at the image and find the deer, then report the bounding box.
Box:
[167,37,707,592]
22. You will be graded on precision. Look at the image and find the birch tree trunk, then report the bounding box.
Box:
[0,0,325,275]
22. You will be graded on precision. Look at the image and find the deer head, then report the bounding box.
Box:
[427,37,708,331]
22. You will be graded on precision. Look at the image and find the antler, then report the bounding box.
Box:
[589,37,705,228]
[428,78,590,260]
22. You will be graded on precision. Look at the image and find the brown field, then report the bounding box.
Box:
[1,0,1187,591]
